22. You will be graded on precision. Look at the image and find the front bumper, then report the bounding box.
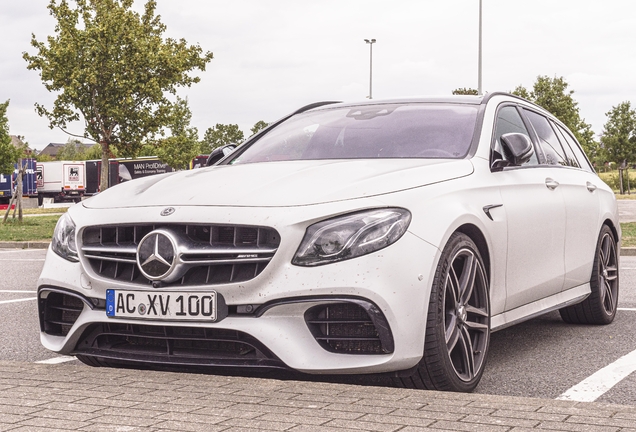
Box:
[37,204,441,375]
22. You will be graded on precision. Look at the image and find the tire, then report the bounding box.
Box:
[559,225,619,325]
[401,232,490,392]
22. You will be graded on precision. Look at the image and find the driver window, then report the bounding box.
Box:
[492,106,538,166]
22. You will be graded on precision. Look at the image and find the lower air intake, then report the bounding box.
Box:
[304,301,394,355]
[40,291,85,337]
[73,323,286,369]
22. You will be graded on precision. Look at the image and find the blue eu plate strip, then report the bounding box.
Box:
[106,289,116,317]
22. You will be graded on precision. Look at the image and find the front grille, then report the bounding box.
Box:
[40,292,85,337]
[304,302,394,355]
[81,224,280,286]
[73,323,285,368]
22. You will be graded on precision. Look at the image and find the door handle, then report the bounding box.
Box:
[545,178,559,190]
[586,181,597,192]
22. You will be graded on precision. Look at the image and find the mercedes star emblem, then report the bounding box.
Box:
[137,231,177,280]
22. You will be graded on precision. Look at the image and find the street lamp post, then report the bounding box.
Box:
[364,38,376,99]
[478,0,483,95]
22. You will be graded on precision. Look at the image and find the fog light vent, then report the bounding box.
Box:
[40,292,84,337]
[304,302,393,354]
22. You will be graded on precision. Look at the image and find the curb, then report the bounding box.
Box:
[0,241,50,249]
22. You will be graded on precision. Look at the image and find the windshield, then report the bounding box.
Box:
[229,103,478,165]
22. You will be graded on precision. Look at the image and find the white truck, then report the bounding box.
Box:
[36,161,86,205]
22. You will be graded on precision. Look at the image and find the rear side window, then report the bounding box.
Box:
[554,124,595,173]
[492,105,538,166]
[523,109,568,166]
[550,121,579,168]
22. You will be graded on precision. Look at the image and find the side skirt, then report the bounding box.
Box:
[491,283,590,332]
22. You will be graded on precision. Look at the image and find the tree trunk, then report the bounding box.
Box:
[100,141,109,192]
[17,158,23,222]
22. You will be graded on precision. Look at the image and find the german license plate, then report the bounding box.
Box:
[106,290,217,321]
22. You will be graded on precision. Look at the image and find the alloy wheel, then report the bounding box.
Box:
[598,232,618,316]
[443,248,490,382]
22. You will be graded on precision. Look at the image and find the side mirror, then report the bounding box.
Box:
[206,144,237,166]
[500,133,534,166]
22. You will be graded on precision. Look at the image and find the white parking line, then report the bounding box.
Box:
[0,297,36,305]
[618,308,636,311]
[0,290,37,293]
[35,356,76,365]
[0,258,45,261]
[557,348,636,402]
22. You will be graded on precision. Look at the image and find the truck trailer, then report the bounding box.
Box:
[36,161,86,205]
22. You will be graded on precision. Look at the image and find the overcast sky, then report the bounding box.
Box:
[1,0,635,151]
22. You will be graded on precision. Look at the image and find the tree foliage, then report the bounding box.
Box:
[512,76,598,159]
[55,138,98,161]
[452,87,479,96]
[23,0,213,189]
[0,100,24,174]
[600,101,636,165]
[152,98,201,169]
[201,124,244,153]
[250,120,269,136]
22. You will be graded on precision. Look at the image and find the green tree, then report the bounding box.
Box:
[600,101,636,165]
[56,138,96,160]
[452,87,478,96]
[35,153,55,162]
[250,120,269,136]
[23,0,213,190]
[201,124,244,153]
[0,100,23,174]
[153,98,201,169]
[512,76,598,158]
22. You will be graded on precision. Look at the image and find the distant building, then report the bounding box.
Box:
[38,142,96,159]
[38,143,66,158]
[10,135,32,155]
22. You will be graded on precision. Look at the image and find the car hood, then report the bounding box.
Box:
[83,159,474,209]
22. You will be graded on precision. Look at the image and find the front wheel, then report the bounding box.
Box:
[401,233,490,392]
[560,225,619,325]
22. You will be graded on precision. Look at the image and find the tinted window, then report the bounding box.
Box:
[229,104,479,164]
[554,124,594,172]
[492,105,538,166]
[550,122,579,168]
[523,109,567,166]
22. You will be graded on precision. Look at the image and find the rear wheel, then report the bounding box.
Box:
[559,225,619,325]
[402,233,490,392]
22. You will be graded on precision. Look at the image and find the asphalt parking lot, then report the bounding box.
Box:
[1,247,635,430]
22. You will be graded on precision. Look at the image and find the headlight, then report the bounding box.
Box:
[292,208,411,267]
[52,213,78,262]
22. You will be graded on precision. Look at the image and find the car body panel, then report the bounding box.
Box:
[37,94,620,381]
[83,158,474,209]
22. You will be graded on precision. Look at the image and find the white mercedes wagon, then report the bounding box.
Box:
[38,93,619,392]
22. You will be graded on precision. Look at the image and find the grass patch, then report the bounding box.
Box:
[0,215,60,242]
[22,207,69,215]
[598,171,636,194]
[620,222,636,247]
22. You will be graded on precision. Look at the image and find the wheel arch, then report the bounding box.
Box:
[455,223,491,283]
[603,218,620,244]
